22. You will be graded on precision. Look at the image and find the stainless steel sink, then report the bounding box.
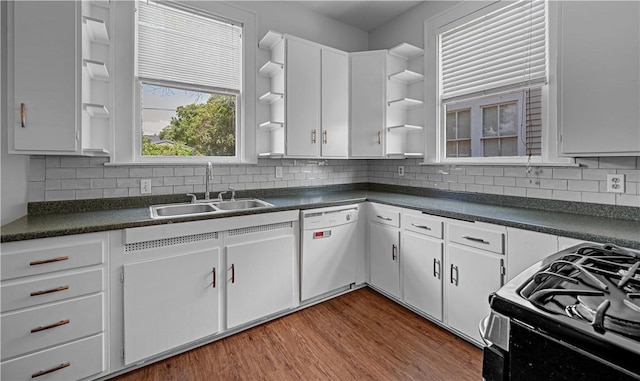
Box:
[150,203,219,219]
[213,199,273,210]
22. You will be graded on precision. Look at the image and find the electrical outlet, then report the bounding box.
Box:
[606,174,625,193]
[275,166,283,178]
[398,166,404,176]
[141,179,152,194]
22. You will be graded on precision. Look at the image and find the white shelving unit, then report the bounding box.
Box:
[83,59,110,81]
[385,42,425,158]
[257,31,286,158]
[83,16,110,44]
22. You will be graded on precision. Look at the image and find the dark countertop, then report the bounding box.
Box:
[2,186,639,249]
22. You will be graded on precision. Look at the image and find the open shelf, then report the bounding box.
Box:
[259,121,284,130]
[83,103,109,118]
[258,61,284,77]
[259,30,284,50]
[83,59,110,81]
[389,43,423,60]
[83,16,109,44]
[82,148,110,156]
[387,124,423,133]
[386,152,424,159]
[387,98,423,109]
[258,92,284,104]
[388,70,423,84]
[258,152,285,158]
[90,0,110,8]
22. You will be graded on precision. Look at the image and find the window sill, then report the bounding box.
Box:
[105,158,256,166]
[420,157,579,167]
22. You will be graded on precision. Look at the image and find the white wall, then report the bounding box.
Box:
[368,1,457,50]
[1,1,29,225]
[237,1,368,52]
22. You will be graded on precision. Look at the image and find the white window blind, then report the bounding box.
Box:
[137,0,242,92]
[440,0,546,102]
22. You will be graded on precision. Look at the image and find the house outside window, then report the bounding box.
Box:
[436,0,548,162]
[135,0,242,160]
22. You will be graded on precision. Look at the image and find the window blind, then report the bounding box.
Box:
[440,0,546,102]
[137,0,242,92]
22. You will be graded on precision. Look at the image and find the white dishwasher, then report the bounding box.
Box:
[300,204,359,301]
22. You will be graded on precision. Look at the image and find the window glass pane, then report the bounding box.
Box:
[482,106,498,137]
[483,139,499,157]
[458,110,471,139]
[501,137,518,156]
[458,140,471,157]
[446,141,457,157]
[446,112,456,139]
[141,83,236,157]
[499,103,518,136]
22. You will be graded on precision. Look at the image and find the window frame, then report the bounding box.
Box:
[423,0,573,166]
[111,1,256,165]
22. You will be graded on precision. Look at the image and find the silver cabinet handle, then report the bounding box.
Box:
[32,362,70,378]
[312,129,317,143]
[231,264,235,284]
[20,102,26,127]
[412,223,431,231]
[212,267,216,288]
[451,264,459,286]
[323,130,327,144]
[392,244,397,260]
[463,236,489,244]
[376,215,392,221]
[377,130,381,144]
[433,258,441,279]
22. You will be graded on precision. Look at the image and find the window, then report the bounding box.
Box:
[425,0,561,163]
[136,0,242,159]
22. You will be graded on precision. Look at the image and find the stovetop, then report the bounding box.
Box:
[490,243,640,374]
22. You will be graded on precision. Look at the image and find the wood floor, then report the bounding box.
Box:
[111,288,482,381]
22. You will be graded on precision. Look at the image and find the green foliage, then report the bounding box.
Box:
[153,94,236,157]
[142,136,195,156]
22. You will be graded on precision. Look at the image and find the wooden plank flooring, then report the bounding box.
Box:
[110,288,482,380]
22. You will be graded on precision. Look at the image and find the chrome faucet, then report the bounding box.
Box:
[205,162,213,200]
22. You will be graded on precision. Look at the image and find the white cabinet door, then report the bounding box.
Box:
[447,244,503,343]
[321,49,349,158]
[12,1,78,153]
[369,222,400,298]
[123,248,220,365]
[226,235,296,329]
[350,51,386,157]
[559,1,640,156]
[506,228,558,282]
[286,38,321,157]
[403,232,443,321]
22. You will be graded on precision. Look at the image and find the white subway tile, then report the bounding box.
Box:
[599,157,636,169]
[45,190,75,201]
[567,180,599,192]
[60,157,90,168]
[28,182,45,202]
[552,190,581,202]
[103,188,129,198]
[582,192,616,205]
[552,168,582,180]
[104,167,129,178]
[153,168,174,177]
[77,168,104,179]
[29,158,46,181]
[76,189,103,200]
[526,188,552,199]
[539,179,567,190]
[616,194,640,207]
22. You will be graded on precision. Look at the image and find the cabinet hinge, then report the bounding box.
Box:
[120,269,124,283]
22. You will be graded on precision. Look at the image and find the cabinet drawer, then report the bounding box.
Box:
[2,239,104,281]
[1,293,103,360]
[1,334,104,381]
[448,223,504,254]
[369,203,400,227]
[403,213,443,239]
[1,269,103,313]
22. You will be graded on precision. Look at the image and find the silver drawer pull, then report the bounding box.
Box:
[31,319,70,333]
[392,244,398,260]
[29,256,69,266]
[32,362,70,378]
[451,264,459,286]
[463,236,489,244]
[433,258,441,279]
[30,285,69,297]
[412,223,431,231]
[376,215,392,221]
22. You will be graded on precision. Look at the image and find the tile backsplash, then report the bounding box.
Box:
[27,156,640,207]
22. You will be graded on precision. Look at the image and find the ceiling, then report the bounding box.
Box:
[290,1,424,31]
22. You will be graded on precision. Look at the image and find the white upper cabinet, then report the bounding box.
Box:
[10,1,112,156]
[350,43,424,158]
[559,1,640,156]
[258,32,349,159]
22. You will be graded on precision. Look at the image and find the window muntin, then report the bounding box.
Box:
[136,0,242,159]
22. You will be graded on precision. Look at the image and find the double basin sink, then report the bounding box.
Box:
[150,198,273,219]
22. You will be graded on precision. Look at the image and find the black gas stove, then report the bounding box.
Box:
[482,243,640,380]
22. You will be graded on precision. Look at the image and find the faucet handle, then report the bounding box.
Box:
[228,186,236,201]
[186,193,197,204]
[217,190,227,201]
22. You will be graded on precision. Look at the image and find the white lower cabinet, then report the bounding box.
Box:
[506,228,558,282]
[225,234,296,329]
[0,232,108,381]
[402,232,443,321]
[368,203,401,298]
[123,247,221,365]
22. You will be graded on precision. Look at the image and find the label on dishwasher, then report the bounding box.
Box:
[313,230,332,239]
